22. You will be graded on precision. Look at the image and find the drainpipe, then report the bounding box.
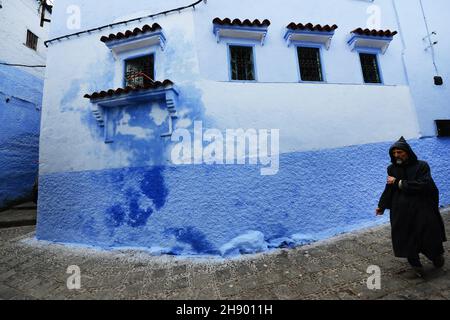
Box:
[39,0,51,27]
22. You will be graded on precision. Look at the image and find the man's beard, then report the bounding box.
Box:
[396,159,404,165]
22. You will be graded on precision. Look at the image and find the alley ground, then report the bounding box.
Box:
[0,204,449,300]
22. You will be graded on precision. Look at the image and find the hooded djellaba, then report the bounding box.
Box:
[378,137,447,267]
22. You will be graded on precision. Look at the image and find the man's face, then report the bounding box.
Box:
[392,149,409,164]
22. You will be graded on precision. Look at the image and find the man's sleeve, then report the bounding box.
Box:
[378,166,393,210]
[399,162,433,194]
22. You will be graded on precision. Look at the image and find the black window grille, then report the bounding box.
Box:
[26,30,38,51]
[230,46,255,81]
[436,120,450,137]
[297,47,323,82]
[360,53,381,84]
[125,55,155,87]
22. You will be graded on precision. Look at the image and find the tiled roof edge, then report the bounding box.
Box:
[100,23,163,43]
[286,23,338,32]
[84,80,174,100]
[213,18,271,27]
[351,28,398,37]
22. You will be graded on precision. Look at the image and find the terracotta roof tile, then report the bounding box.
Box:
[100,23,162,43]
[212,18,271,27]
[351,28,398,37]
[287,23,338,32]
[84,80,174,100]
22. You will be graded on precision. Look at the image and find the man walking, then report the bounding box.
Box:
[376,137,447,277]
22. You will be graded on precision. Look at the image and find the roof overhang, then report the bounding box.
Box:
[284,30,336,49]
[348,34,394,54]
[212,18,271,46]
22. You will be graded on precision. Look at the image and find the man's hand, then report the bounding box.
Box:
[387,176,397,185]
[376,208,384,216]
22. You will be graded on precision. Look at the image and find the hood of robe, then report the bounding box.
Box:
[389,136,418,165]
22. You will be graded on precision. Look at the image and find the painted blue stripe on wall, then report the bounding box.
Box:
[36,137,450,257]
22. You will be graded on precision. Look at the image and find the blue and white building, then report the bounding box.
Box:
[37,0,450,257]
[0,0,51,209]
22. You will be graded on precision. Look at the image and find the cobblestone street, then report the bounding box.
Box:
[0,208,449,300]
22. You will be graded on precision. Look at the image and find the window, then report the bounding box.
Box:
[26,30,38,51]
[125,55,155,87]
[436,120,450,137]
[297,47,323,82]
[229,46,255,81]
[359,53,381,84]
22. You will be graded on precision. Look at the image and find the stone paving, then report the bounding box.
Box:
[0,202,36,228]
[0,208,449,300]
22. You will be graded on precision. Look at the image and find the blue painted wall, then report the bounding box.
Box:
[37,138,450,256]
[0,63,42,209]
[0,0,49,209]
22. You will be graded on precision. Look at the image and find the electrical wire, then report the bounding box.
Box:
[0,62,46,68]
[44,0,207,47]
[419,0,439,75]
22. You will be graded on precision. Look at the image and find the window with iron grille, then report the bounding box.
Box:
[125,55,155,88]
[26,30,38,51]
[359,53,381,84]
[297,47,323,82]
[230,46,255,81]
[436,120,450,137]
